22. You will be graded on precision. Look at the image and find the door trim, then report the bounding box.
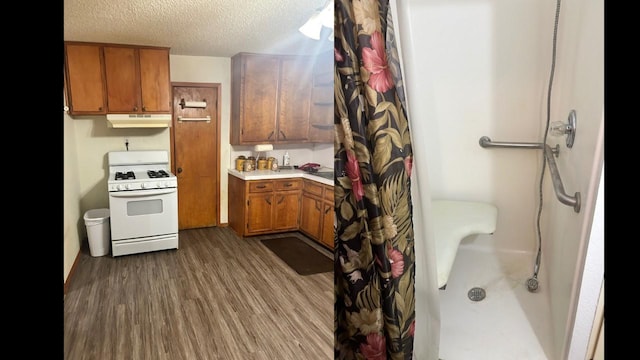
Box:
[170,82,222,227]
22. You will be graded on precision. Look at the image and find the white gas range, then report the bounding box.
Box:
[107,150,179,257]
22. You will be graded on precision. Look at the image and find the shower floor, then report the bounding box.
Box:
[439,237,555,360]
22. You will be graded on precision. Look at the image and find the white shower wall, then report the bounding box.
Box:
[540,0,604,358]
[396,0,553,252]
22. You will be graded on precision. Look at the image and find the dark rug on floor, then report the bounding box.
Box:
[261,237,333,275]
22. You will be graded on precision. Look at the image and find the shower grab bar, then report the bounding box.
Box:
[479,136,580,213]
[479,136,544,150]
[544,144,581,213]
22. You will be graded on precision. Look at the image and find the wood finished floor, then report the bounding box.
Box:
[64,227,334,360]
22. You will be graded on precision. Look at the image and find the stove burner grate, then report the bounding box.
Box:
[147,170,170,178]
[115,171,136,180]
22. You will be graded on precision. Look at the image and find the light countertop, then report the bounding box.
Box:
[228,168,334,186]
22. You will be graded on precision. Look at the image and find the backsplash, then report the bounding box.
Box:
[230,143,333,169]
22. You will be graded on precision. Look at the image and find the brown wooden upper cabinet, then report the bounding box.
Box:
[103,46,171,113]
[230,53,313,145]
[64,42,171,115]
[64,43,107,115]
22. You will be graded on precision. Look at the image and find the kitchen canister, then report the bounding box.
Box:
[243,160,254,172]
[246,156,256,171]
[235,156,246,171]
[257,159,268,170]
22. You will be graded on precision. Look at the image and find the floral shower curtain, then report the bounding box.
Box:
[334,0,417,358]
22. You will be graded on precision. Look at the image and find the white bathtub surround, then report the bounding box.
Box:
[391,0,603,359]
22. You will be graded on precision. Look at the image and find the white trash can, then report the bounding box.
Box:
[84,208,111,257]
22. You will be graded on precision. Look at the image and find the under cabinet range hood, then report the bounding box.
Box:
[106,114,172,128]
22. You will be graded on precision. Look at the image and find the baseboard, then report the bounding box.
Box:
[64,249,82,295]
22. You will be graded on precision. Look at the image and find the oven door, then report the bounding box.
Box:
[108,188,178,241]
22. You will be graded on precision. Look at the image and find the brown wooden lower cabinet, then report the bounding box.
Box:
[300,179,335,250]
[320,187,335,248]
[229,175,334,249]
[228,175,301,237]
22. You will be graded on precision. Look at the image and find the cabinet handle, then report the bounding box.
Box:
[283,183,292,187]
[278,196,285,204]
[133,106,138,111]
[98,107,102,111]
[142,106,147,112]
[256,185,266,189]
[265,197,271,205]
[324,205,331,214]
[268,131,274,140]
[315,200,321,211]
[279,130,287,140]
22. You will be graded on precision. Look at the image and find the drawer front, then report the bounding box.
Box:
[249,181,274,193]
[274,179,302,191]
[303,180,324,197]
[324,186,334,202]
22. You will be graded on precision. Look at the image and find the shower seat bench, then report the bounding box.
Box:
[432,200,498,289]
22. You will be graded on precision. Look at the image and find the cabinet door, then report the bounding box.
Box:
[240,55,279,143]
[139,48,171,112]
[321,202,335,249]
[273,192,300,231]
[247,193,273,234]
[277,56,312,142]
[300,194,322,239]
[103,46,141,113]
[64,43,107,114]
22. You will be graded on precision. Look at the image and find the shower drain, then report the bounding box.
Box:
[468,287,486,301]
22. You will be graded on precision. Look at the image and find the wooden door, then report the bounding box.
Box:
[172,83,221,230]
[139,48,171,112]
[64,43,107,114]
[103,46,141,112]
[277,56,312,142]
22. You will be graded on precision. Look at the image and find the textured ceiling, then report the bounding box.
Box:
[64,0,333,57]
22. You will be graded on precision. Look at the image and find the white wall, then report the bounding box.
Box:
[64,109,82,282]
[230,142,334,170]
[73,118,170,211]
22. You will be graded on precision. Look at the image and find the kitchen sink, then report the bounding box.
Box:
[310,171,334,180]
